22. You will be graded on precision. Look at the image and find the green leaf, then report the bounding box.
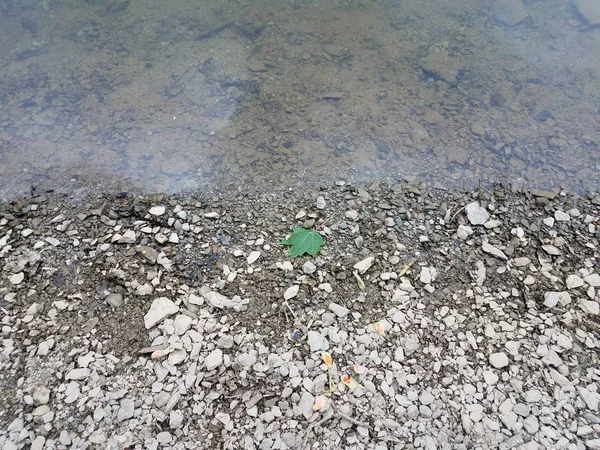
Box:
[281,228,324,258]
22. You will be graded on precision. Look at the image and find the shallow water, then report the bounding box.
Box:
[0,0,599,198]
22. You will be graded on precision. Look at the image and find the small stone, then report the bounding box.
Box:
[173,315,193,335]
[66,368,90,380]
[328,302,349,318]
[307,331,329,352]
[144,297,179,329]
[584,273,600,287]
[543,291,571,308]
[419,391,435,405]
[489,352,509,368]
[566,275,585,289]
[156,432,172,444]
[169,410,184,429]
[10,272,24,285]
[237,353,257,367]
[482,242,507,260]
[31,436,45,450]
[465,202,490,225]
[149,205,166,216]
[354,256,375,274]
[106,293,123,308]
[543,217,555,227]
[523,389,542,403]
[205,349,223,371]
[137,246,159,263]
[513,257,531,267]
[297,392,315,419]
[554,211,570,221]
[37,339,54,356]
[316,196,326,209]
[115,399,135,423]
[216,335,234,349]
[302,261,317,274]
[32,386,50,405]
[579,300,599,315]
[483,370,499,385]
[578,387,600,411]
[470,123,486,136]
[523,415,539,434]
[204,291,243,310]
[284,285,299,300]
[118,230,136,244]
[419,267,435,284]
[542,244,561,255]
[457,225,473,240]
[345,210,359,221]
[247,251,260,264]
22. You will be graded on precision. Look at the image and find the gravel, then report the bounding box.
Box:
[1,183,599,450]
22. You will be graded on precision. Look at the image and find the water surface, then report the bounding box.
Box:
[1,0,599,198]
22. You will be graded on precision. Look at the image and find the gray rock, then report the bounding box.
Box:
[33,386,50,405]
[554,211,570,221]
[523,415,539,434]
[106,293,123,307]
[328,302,349,318]
[345,210,359,221]
[137,246,159,263]
[65,368,90,380]
[247,251,260,264]
[118,230,136,244]
[353,256,375,274]
[144,297,179,329]
[584,273,600,287]
[31,436,45,450]
[169,410,184,429]
[419,391,435,405]
[578,387,600,411]
[482,242,507,260]
[307,331,329,352]
[216,335,234,349]
[205,349,223,371]
[9,272,24,285]
[173,315,193,335]
[237,353,257,367]
[579,300,599,315]
[316,196,326,209]
[149,205,166,216]
[302,261,317,274]
[585,439,600,450]
[489,352,509,368]
[566,274,584,289]
[457,225,473,240]
[465,202,490,225]
[156,432,172,444]
[284,285,299,300]
[492,0,527,26]
[117,398,135,422]
[543,291,571,308]
[204,291,242,310]
[297,392,315,419]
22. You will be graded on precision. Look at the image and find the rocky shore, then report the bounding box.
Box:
[1,182,599,450]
